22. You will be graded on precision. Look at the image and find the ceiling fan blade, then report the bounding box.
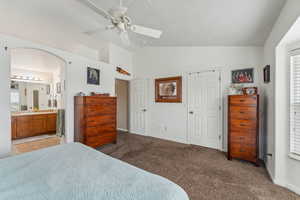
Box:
[77,0,113,20]
[120,32,130,46]
[130,25,162,38]
[84,25,115,35]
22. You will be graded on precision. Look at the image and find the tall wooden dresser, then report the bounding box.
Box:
[74,96,117,148]
[228,95,259,165]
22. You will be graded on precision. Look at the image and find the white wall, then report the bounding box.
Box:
[109,43,133,81]
[262,0,300,194]
[0,46,11,157]
[133,46,263,150]
[0,34,116,156]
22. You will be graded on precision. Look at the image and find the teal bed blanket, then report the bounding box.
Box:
[0,143,189,200]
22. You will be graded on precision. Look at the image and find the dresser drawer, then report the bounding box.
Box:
[85,97,116,106]
[86,115,116,127]
[230,119,257,131]
[229,95,257,106]
[230,133,256,145]
[230,142,256,161]
[85,105,116,116]
[86,124,116,137]
[230,106,257,120]
[86,132,116,148]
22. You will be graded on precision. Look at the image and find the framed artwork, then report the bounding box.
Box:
[46,84,51,95]
[11,81,19,89]
[56,82,61,94]
[264,65,270,83]
[231,68,254,84]
[155,76,182,103]
[87,67,100,85]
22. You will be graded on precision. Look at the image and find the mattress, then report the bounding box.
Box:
[0,143,189,200]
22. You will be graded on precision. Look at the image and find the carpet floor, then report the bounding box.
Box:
[98,132,300,200]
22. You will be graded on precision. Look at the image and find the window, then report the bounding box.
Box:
[10,90,20,112]
[290,52,300,155]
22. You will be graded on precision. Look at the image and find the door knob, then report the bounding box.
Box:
[189,111,194,114]
[142,109,147,112]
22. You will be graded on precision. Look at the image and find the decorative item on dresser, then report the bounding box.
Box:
[227,94,259,166]
[74,96,117,148]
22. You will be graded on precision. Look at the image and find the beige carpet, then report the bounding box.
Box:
[98,132,300,200]
[13,136,61,155]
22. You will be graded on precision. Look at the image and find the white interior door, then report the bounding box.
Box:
[188,71,221,150]
[130,79,148,135]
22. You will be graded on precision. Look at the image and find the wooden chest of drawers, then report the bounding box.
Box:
[74,96,117,148]
[228,95,259,165]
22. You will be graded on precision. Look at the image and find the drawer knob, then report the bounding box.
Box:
[240,124,246,127]
[240,100,245,102]
[240,111,245,114]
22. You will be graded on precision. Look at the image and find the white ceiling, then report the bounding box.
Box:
[11,48,65,73]
[0,0,286,48]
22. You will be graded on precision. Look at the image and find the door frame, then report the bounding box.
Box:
[186,69,223,151]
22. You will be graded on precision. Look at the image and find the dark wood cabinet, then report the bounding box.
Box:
[31,115,47,135]
[17,116,35,138]
[46,114,57,132]
[228,95,259,165]
[12,113,57,139]
[74,96,117,148]
[11,116,17,140]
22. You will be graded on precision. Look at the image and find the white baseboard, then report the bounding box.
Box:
[286,183,300,195]
[265,164,275,182]
[265,164,300,195]
[117,128,129,132]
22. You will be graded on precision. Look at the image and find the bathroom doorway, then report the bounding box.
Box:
[10,48,66,154]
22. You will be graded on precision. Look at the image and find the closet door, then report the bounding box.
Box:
[187,71,222,150]
[130,79,148,135]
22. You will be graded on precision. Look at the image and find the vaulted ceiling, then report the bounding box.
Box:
[0,0,286,49]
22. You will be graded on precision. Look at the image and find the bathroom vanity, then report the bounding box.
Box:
[11,111,57,140]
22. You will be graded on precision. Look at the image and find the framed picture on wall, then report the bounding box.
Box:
[155,76,182,103]
[56,82,61,94]
[11,81,19,89]
[264,65,270,83]
[46,84,51,95]
[231,68,254,84]
[87,67,100,85]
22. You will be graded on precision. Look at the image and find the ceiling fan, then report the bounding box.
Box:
[79,0,162,46]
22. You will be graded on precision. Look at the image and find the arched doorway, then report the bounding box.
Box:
[9,48,67,154]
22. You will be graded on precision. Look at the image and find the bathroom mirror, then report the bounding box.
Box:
[10,81,55,112]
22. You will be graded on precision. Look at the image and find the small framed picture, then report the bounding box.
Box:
[264,65,270,83]
[11,81,19,89]
[232,68,254,84]
[87,67,100,85]
[46,84,51,95]
[242,87,258,95]
[56,82,61,94]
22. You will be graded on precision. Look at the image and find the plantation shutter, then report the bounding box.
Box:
[290,53,300,155]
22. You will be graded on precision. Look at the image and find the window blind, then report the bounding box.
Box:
[290,54,300,155]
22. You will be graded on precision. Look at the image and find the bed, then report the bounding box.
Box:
[0,143,189,200]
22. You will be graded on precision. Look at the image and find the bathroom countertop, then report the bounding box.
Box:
[11,111,57,117]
